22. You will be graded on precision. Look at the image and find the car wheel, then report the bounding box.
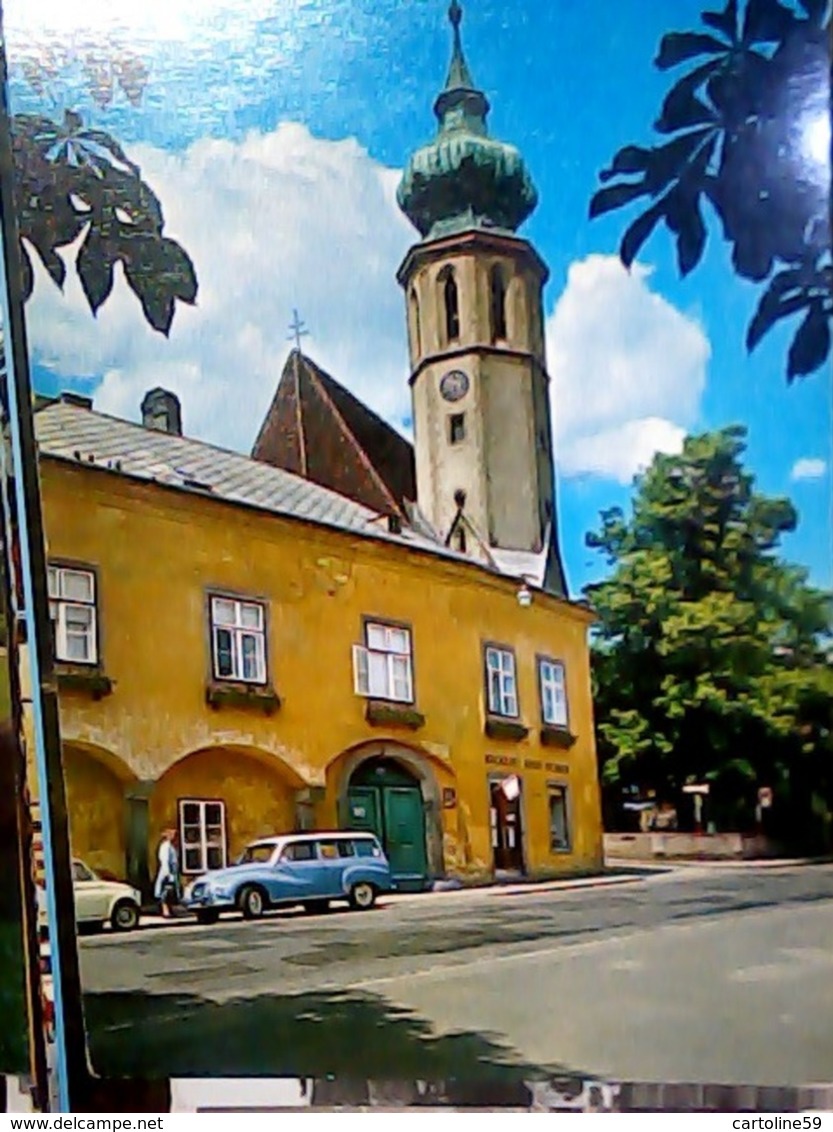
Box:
[196,909,220,925]
[239,885,266,920]
[111,900,140,932]
[302,900,330,915]
[348,882,376,911]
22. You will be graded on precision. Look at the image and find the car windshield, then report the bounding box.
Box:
[72,861,95,882]
[236,844,275,864]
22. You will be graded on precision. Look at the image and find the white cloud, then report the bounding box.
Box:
[560,417,687,483]
[546,255,710,484]
[790,457,828,482]
[27,123,415,454]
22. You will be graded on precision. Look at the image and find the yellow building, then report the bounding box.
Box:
[29,2,603,894]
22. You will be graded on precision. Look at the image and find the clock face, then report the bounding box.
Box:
[439,369,469,403]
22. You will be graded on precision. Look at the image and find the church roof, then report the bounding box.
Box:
[251,350,416,517]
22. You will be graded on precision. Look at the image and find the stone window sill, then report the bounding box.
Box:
[485,716,529,742]
[57,666,113,700]
[540,724,576,749]
[206,681,281,716]
[365,699,425,730]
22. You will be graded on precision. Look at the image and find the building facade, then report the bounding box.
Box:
[25,2,603,894]
[31,401,600,892]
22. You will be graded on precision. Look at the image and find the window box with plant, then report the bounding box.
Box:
[484,644,528,741]
[48,564,113,699]
[353,620,424,729]
[205,594,280,715]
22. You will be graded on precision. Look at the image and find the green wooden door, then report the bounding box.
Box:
[382,785,428,890]
[346,787,383,841]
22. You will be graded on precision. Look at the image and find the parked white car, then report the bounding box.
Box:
[38,859,142,932]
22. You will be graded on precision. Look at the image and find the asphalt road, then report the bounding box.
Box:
[77,864,833,1085]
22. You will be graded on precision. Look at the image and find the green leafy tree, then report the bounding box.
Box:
[586,426,832,847]
[12,43,196,334]
[590,0,831,381]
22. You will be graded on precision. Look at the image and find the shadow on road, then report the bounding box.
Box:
[83,986,585,1081]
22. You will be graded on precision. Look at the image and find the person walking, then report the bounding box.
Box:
[154,828,180,918]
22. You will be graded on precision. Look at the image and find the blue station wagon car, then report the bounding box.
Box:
[182,831,393,923]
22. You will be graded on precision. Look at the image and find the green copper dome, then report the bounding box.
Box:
[397,1,538,241]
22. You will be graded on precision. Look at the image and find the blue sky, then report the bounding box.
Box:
[8,0,832,595]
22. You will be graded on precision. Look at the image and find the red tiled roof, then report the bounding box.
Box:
[251,351,416,517]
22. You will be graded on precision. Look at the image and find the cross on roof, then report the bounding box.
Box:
[287,309,309,353]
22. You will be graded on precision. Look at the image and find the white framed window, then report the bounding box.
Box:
[485,645,518,718]
[549,785,571,852]
[47,565,97,664]
[352,621,414,704]
[178,798,227,875]
[539,658,568,727]
[210,595,267,684]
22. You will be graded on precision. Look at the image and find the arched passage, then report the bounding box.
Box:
[330,741,449,890]
[150,745,307,879]
[63,741,136,880]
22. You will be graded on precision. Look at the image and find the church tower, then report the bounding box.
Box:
[396,1,567,596]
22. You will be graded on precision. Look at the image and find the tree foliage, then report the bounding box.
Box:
[586,427,832,845]
[11,45,197,335]
[590,0,831,382]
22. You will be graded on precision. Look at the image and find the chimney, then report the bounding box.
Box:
[141,388,182,436]
[60,392,93,410]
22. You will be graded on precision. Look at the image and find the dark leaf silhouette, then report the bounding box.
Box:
[122,234,197,334]
[77,228,116,313]
[702,0,740,38]
[599,144,653,179]
[676,195,707,275]
[12,109,197,332]
[742,0,799,43]
[621,201,666,267]
[787,302,831,380]
[589,180,651,218]
[655,32,729,68]
[590,0,832,382]
[655,91,716,133]
[654,62,722,133]
[796,0,829,20]
[746,268,809,349]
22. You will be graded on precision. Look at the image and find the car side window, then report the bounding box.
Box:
[281,842,316,862]
[317,840,340,860]
[354,839,378,858]
[337,841,355,858]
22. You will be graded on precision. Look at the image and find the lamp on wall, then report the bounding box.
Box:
[516,581,532,608]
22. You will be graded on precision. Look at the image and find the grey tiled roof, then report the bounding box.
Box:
[34,399,456,559]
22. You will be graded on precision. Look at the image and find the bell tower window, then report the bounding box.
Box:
[490,264,507,342]
[449,413,466,444]
[441,268,460,344]
[410,287,421,358]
